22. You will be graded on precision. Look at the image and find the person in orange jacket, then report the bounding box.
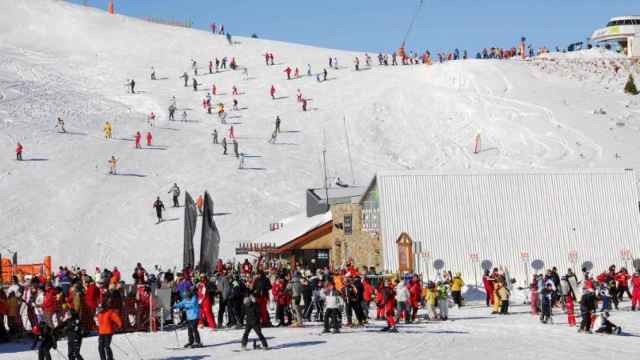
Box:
[97,303,123,360]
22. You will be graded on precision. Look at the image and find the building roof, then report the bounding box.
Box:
[372,169,640,278]
[308,186,365,203]
[254,211,332,249]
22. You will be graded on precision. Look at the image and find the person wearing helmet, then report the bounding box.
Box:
[173,290,202,348]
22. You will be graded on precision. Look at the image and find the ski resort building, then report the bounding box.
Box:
[361,169,640,284]
[591,16,640,58]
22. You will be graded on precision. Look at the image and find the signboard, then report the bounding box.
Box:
[396,233,414,273]
[433,259,445,271]
[531,259,545,271]
[344,215,353,236]
[520,251,529,260]
[481,260,493,271]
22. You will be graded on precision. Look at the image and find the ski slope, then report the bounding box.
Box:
[2,0,640,274]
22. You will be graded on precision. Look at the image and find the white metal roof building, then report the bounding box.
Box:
[591,16,640,57]
[363,169,640,282]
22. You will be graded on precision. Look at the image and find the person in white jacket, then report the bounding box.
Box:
[321,282,342,333]
[395,281,411,324]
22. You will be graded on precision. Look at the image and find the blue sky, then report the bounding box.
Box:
[71,1,639,53]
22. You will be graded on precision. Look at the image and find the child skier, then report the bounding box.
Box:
[173,290,203,348]
[381,280,397,332]
[108,156,117,175]
[15,142,23,161]
[540,283,554,323]
[241,295,269,350]
[62,309,84,360]
[566,292,576,327]
[321,281,342,333]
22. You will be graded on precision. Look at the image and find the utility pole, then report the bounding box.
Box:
[343,116,356,185]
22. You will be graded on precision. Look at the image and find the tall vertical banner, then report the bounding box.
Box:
[183,192,197,270]
[199,191,220,274]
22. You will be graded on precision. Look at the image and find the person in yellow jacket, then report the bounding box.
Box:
[450,273,464,308]
[496,282,510,314]
[423,283,437,320]
[103,121,112,139]
[108,155,117,175]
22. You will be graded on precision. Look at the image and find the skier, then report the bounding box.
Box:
[222,137,228,155]
[103,121,112,139]
[168,183,181,207]
[134,131,142,149]
[302,98,308,112]
[129,79,135,94]
[270,85,276,99]
[268,130,277,144]
[153,197,165,223]
[307,64,312,77]
[232,85,239,96]
[323,68,328,81]
[146,132,152,146]
[631,269,640,311]
[212,84,217,95]
[182,110,188,122]
[61,309,84,360]
[192,78,198,91]
[211,129,218,144]
[540,283,554,323]
[233,99,239,111]
[321,281,342,333]
[97,301,123,360]
[228,125,235,139]
[32,321,56,360]
[579,288,597,333]
[173,290,203,348]
[381,280,397,332]
[233,139,239,158]
[595,312,621,335]
[168,105,176,121]
[296,89,303,103]
[208,60,213,74]
[147,112,156,127]
[566,292,577,327]
[238,153,245,169]
[151,67,156,80]
[329,57,333,68]
[108,156,117,175]
[210,22,216,34]
[240,295,269,350]
[226,32,233,45]
[354,57,360,71]
[197,276,217,329]
[294,67,300,78]
[242,67,249,79]
[284,67,292,80]
[56,117,66,133]
[180,72,189,87]
[15,142,23,161]
[333,57,339,69]
[275,116,281,133]
[192,59,198,76]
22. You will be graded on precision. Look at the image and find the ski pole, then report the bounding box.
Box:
[174,328,180,348]
[124,333,145,360]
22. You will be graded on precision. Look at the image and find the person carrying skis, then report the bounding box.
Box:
[222,137,228,155]
[15,142,23,161]
[97,302,122,360]
[32,321,56,360]
[61,309,84,360]
[270,85,276,99]
[240,294,269,350]
[56,117,66,133]
[211,129,218,144]
[153,197,165,223]
[146,132,153,146]
[173,290,203,348]
[168,183,180,207]
[108,156,117,175]
[284,67,292,80]
[180,72,189,87]
[134,131,142,149]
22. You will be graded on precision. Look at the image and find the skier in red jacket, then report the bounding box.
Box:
[482,270,494,307]
[146,132,153,146]
[270,85,276,99]
[197,276,217,329]
[134,131,142,149]
[16,142,23,161]
[284,67,292,80]
[408,275,422,322]
[631,270,640,311]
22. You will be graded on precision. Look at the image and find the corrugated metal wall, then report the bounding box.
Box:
[378,169,640,283]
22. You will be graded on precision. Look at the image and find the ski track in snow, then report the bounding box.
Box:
[1,0,640,275]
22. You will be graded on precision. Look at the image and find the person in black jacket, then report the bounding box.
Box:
[32,322,57,360]
[579,288,597,333]
[62,309,84,360]
[240,295,269,351]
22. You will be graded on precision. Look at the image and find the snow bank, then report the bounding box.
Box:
[538,48,626,60]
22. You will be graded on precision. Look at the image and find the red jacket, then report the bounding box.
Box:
[42,288,58,314]
[16,144,23,153]
[408,280,421,306]
[85,283,99,309]
[616,272,630,288]
[631,274,640,290]
[362,281,374,302]
[271,280,288,305]
[241,262,253,275]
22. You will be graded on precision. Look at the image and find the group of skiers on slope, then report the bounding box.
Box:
[153,184,208,223]
[481,264,640,335]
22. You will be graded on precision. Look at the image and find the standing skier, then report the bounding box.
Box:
[56,117,66,133]
[148,112,156,127]
[174,290,203,348]
[212,129,218,144]
[181,72,189,87]
[61,309,84,360]
[222,137,228,155]
[129,79,136,94]
[168,183,181,207]
[270,85,276,99]
[134,131,142,149]
[240,295,269,350]
[302,98,308,112]
[150,67,156,80]
[108,156,117,175]
[233,139,239,158]
[146,132,153,146]
[579,288,597,333]
[275,116,281,133]
[103,121,112,139]
[228,125,235,139]
[192,78,198,91]
[208,60,213,74]
[284,67,292,80]
[153,197,165,223]
[97,303,123,360]
[32,321,57,360]
[15,142,23,161]
[323,68,328,81]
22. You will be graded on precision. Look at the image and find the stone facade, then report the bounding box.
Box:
[330,202,382,270]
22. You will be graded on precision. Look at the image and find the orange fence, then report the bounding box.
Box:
[1,256,51,284]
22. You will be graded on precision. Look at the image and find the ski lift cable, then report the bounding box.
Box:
[401,0,425,48]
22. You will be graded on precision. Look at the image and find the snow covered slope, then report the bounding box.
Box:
[2,0,640,273]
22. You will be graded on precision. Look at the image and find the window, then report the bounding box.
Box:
[344,214,353,235]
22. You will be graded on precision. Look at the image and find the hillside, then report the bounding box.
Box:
[1,0,640,274]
